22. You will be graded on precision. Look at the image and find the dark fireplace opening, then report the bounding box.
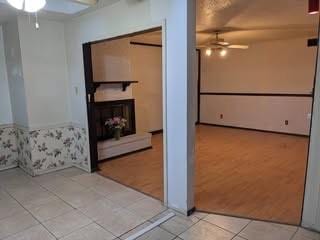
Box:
[95,99,136,141]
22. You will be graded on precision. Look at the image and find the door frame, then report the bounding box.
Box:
[82,24,169,204]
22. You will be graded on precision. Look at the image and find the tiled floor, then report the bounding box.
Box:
[0,167,319,240]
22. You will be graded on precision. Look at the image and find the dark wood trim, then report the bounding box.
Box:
[97,146,153,163]
[83,43,98,172]
[130,41,162,48]
[197,49,201,123]
[83,27,162,173]
[200,92,313,97]
[187,207,196,216]
[199,123,309,138]
[300,15,320,225]
[308,38,318,47]
[88,27,161,45]
[150,129,163,135]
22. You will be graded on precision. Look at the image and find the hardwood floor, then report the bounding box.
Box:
[98,125,309,225]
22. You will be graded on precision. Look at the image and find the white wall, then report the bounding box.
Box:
[18,16,70,129]
[200,38,317,134]
[201,95,312,135]
[2,19,29,127]
[0,25,13,125]
[65,0,196,212]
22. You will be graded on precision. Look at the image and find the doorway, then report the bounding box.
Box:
[83,28,166,202]
[195,0,319,225]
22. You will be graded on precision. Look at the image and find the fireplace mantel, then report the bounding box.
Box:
[93,81,138,92]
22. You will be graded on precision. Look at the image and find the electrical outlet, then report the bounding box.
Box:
[75,87,79,95]
[220,114,223,119]
[285,120,289,125]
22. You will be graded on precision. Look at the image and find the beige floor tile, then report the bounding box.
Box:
[59,188,104,208]
[160,215,198,235]
[42,210,92,238]
[96,207,146,237]
[136,227,176,240]
[150,209,198,236]
[47,180,87,196]
[79,198,122,221]
[32,172,63,184]
[292,227,320,240]
[57,167,86,178]
[106,188,147,207]
[92,181,133,197]
[71,173,107,188]
[204,214,250,234]
[28,197,74,222]
[14,189,57,210]
[126,197,167,219]
[232,236,247,240]
[179,221,235,240]
[0,210,38,239]
[60,223,116,240]
[192,211,209,220]
[239,221,297,240]
[3,224,55,240]
[5,181,45,200]
[0,198,25,221]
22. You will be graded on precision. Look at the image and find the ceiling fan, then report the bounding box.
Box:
[6,0,98,28]
[198,32,249,57]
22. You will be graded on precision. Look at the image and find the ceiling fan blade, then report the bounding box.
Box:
[70,0,98,5]
[228,45,249,49]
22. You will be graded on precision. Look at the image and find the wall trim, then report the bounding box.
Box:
[199,122,309,137]
[0,123,15,129]
[0,165,18,172]
[33,164,73,176]
[130,41,162,48]
[200,92,313,97]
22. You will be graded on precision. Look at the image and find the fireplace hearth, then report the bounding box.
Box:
[95,99,136,141]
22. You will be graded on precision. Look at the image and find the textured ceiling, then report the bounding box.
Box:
[196,0,319,44]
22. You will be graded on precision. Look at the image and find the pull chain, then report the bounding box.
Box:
[35,12,40,30]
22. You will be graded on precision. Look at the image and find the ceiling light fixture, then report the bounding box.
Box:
[309,0,319,14]
[7,0,46,29]
[220,49,227,57]
[205,48,212,56]
[7,0,46,12]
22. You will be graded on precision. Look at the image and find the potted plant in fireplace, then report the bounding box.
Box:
[105,117,127,141]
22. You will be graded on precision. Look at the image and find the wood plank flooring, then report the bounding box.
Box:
[98,125,309,225]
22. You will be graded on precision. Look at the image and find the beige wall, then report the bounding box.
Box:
[200,37,317,135]
[131,44,162,133]
[91,39,163,133]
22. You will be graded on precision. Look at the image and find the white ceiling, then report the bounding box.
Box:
[0,0,318,44]
[0,0,119,23]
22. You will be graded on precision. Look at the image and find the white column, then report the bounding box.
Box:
[165,0,196,214]
[302,31,320,230]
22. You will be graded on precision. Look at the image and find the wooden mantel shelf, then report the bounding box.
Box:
[93,81,138,92]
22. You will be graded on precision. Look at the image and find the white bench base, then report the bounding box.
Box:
[97,133,152,161]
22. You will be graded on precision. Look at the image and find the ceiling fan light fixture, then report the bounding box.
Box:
[309,0,319,14]
[205,48,212,56]
[24,0,46,12]
[7,0,23,10]
[7,0,46,12]
[220,49,228,57]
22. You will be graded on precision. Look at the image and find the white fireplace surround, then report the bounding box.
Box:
[97,132,152,161]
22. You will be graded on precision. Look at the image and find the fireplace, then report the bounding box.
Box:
[95,99,136,141]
